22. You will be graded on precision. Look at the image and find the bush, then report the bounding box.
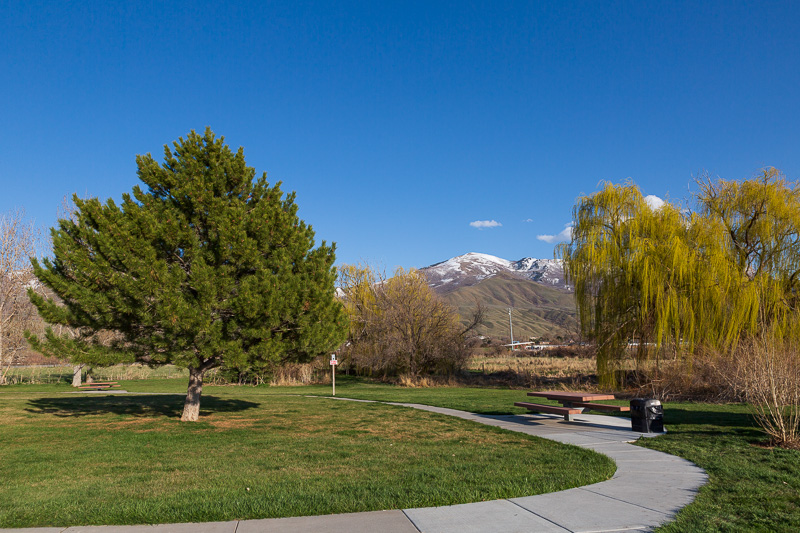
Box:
[640,336,800,448]
[339,265,480,378]
[730,336,800,449]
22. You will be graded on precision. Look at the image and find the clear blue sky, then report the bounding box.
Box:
[3,1,799,269]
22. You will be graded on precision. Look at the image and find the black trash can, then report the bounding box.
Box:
[630,398,664,433]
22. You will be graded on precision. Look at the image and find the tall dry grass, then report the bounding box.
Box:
[396,374,464,387]
[469,354,596,377]
[464,351,598,390]
[269,360,332,386]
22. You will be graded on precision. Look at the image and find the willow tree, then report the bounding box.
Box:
[28,128,347,420]
[557,183,685,386]
[557,177,777,387]
[697,168,800,338]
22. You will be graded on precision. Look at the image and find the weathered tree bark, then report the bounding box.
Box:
[181,367,204,422]
[72,364,84,387]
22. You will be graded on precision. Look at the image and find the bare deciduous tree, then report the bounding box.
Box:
[0,209,42,384]
[339,265,483,378]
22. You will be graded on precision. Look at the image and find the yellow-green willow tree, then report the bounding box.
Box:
[558,169,800,388]
[698,168,800,337]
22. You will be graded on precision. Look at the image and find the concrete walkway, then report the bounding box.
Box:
[6,399,707,533]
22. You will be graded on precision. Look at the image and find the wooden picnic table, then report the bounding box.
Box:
[77,382,120,391]
[527,391,616,405]
[515,390,629,421]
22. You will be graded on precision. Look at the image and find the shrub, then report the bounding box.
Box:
[338,265,481,378]
[731,335,800,449]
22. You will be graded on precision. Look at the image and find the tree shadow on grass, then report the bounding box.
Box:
[25,395,259,419]
[663,407,755,428]
[656,406,767,441]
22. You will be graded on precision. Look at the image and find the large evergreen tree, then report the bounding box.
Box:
[29,128,347,421]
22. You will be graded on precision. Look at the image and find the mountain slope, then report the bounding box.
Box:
[420,253,576,340]
[438,273,577,339]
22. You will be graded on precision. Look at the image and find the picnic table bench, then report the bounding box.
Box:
[515,391,629,421]
[77,382,120,391]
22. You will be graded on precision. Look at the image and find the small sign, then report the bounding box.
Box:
[330,354,337,396]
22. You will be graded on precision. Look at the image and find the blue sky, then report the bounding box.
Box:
[3,1,799,269]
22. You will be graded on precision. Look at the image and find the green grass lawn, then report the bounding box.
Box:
[0,381,613,528]
[638,404,800,532]
[2,376,798,531]
[293,377,800,532]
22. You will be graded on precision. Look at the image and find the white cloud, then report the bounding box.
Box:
[469,220,502,229]
[537,223,573,244]
[523,218,534,223]
[644,195,665,210]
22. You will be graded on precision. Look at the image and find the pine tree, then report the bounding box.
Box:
[28,128,347,421]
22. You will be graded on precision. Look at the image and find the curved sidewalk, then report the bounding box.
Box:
[7,399,707,533]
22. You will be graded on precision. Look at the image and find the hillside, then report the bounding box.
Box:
[419,252,577,339]
[435,272,577,340]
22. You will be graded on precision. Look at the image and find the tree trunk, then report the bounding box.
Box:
[181,367,204,422]
[72,365,84,387]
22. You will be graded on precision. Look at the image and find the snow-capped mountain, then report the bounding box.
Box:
[421,252,569,292]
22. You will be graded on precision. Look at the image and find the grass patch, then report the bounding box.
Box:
[287,379,800,532]
[5,376,798,530]
[3,365,190,385]
[0,384,613,528]
[261,375,630,414]
[637,404,800,532]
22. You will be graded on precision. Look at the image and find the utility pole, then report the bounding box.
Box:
[508,307,514,351]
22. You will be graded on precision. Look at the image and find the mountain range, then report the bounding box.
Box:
[420,253,577,340]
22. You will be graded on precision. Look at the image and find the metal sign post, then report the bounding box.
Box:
[330,354,337,396]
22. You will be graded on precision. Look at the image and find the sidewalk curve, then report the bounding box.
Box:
[5,398,707,533]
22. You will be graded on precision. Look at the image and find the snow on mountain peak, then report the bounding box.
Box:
[433,252,511,270]
[422,253,568,291]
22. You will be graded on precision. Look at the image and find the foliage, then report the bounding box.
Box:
[27,128,347,420]
[557,169,800,391]
[338,264,480,377]
[697,168,800,338]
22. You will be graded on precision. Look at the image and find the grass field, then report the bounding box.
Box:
[291,378,800,532]
[5,354,598,386]
[0,381,613,528]
[3,364,190,384]
[2,375,799,531]
[467,353,596,380]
